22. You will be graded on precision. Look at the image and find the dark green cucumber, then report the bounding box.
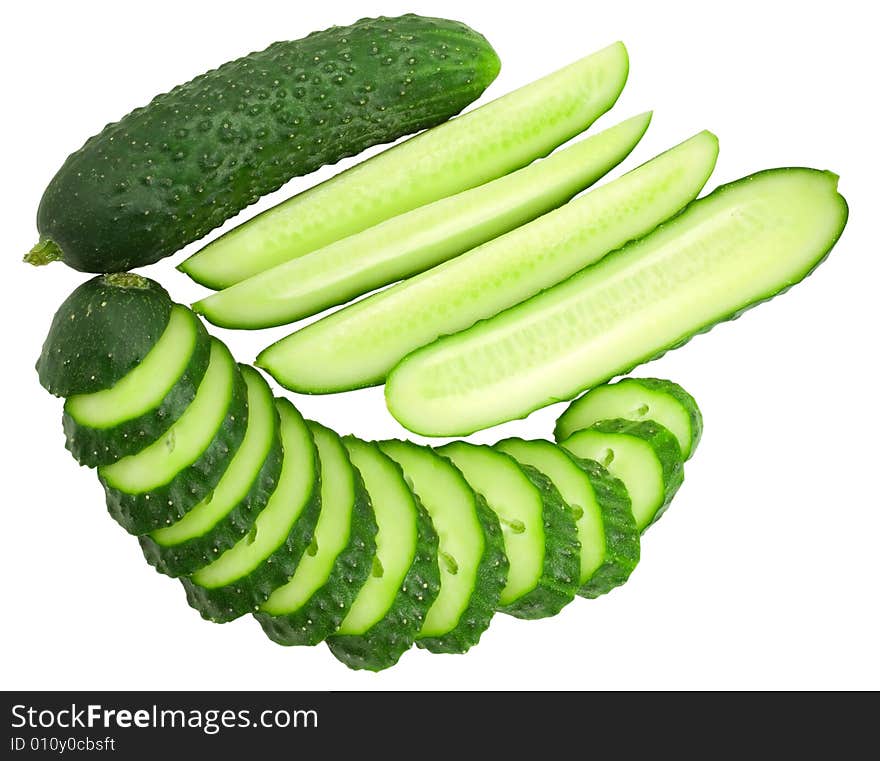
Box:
[560,419,684,531]
[327,439,440,672]
[378,440,508,655]
[27,14,499,273]
[555,377,703,459]
[182,400,322,622]
[495,438,639,598]
[36,273,171,397]
[439,442,580,619]
[255,423,377,645]
[139,367,283,577]
[62,306,211,468]
[99,341,249,535]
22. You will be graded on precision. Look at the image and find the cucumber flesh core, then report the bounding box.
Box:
[387,168,848,436]
[439,443,543,607]
[495,439,604,585]
[377,441,488,640]
[65,306,196,427]
[99,339,234,492]
[193,113,652,329]
[181,42,630,289]
[190,400,316,589]
[150,367,276,547]
[555,378,701,459]
[336,440,417,635]
[259,425,355,614]
[258,131,718,393]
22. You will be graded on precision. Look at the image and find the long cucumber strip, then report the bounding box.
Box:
[193,113,652,329]
[258,131,718,393]
[387,168,848,436]
[65,306,196,426]
[179,42,630,289]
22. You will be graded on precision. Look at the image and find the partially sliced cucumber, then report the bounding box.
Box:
[386,168,848,436]
[255,423,376,645]
[180,42,630,289]
[258,131,718,393]
[439,442,580,619]
[63,306,211,468]
[139,367,283,577]
[555,378,702,459]
[495,438,639,598]
[560,419,683,531]
[193,113,652,329]
[100,339,249,535]
[327,439,440,672]
[378,440,507,654]
[182,400,321,622]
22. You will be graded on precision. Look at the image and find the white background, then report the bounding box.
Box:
[2,0,878,690]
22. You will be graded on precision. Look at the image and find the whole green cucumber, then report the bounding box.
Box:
[25,14,500,273]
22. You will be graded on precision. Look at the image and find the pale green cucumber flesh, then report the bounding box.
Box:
[386,168,848,436]
[138,366,282,577]
[254,422,376,646]
[100,339,235,493]
[181,42,630,289]
[555,378,702,459]
[378,439,506,652]
[194,113,651,329]
[495,438,605,584]
[65,306,195,427]
[258,130,718,393]
[560,419,683,531]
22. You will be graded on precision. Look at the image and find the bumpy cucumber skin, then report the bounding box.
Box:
[564,454,640,598]
[181,434,322,623]
[36,274,171,397]
[554,377,703,460]
[138,391,284,578]
[34,15,500,273]
[62,314,212,468]
[100,360,250,535]
[495,464,581,620]
[254,427,378,644]
[417,492,508,655]
[327,485,441,672]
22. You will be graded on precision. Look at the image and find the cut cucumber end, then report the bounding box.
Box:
[24,238,63,266]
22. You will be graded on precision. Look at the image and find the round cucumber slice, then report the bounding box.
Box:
[555,377,702,459]
[439,442,580,619]
[63,306,212,468]
[182,399,321,622]
[255,423,377,645]
[327,439,440,672]
[139,367,283,577]
[560,419,683,531]
[495,438,639,598]
[100,339,249,535]
[378,440,507,654]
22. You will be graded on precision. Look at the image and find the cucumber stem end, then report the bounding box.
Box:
[24,239,63,267]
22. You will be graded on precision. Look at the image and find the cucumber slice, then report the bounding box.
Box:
[378,440,507,654]
[326,439,440,672]
[37,273,172,397]
[182,400,322,622]
[139,367,283,577]
[555,378,702,459]
[387,168,848,436]
[258,131,718,393]
[495,438,639,598]
[255,423,377,645]
[193,113,652,329]
[438,442,580,619]
[63,306,211,468]
[181,42,629,289]
[100,339,248,535]
[560,419,683,531]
